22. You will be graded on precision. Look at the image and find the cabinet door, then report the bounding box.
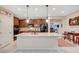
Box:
[19,20,27,27]
[0,14,13,44]
[14,17,19,26]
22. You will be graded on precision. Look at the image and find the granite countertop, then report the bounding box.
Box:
[15,33,63,37]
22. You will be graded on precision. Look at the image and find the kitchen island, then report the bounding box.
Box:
[15,33,63,50]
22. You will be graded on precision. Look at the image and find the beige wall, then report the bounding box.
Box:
[0,6,13,45]
[62,10,79,33]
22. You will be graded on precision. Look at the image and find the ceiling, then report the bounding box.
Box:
[3,5,79,19]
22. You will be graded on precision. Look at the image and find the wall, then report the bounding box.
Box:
[49,16,65,20]
[0,6,13,45]
[62,10,79,33]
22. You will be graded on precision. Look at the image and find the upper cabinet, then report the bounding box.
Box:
[14,16,19,26]
[19,19,46,27]
[19,20,27,27]
[29,19,46,25]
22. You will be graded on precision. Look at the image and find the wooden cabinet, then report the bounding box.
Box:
[14,16,19,26]
[19,20,27,27]
[29,19,46,25]
[19,19,46,27]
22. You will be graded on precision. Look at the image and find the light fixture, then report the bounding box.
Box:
[46,5,49,23]
[52,8,56,10]
[35,8,38,11]
[26,19,29,23]
[46,19,49,23]
[17,8,21,11]
[61,11,65,13]
[26,5,29,23]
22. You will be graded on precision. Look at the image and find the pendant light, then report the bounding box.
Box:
[46,5,50,33]
[26,5,29,23]
[46,5,49,23]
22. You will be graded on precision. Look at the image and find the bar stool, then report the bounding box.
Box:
[63,31,68,40]
[73,36,77,44]
[75,36,79,45]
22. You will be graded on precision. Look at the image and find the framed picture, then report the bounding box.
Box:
[69,16,79,26]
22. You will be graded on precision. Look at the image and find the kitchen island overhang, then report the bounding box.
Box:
[15,33,63,50]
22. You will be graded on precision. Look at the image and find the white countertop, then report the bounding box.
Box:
[15,33,63,37]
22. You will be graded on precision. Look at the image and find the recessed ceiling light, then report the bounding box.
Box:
[35,8,38,11]
[52,8,56,10]
[61,11,65,13]
[17,8,21,11]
